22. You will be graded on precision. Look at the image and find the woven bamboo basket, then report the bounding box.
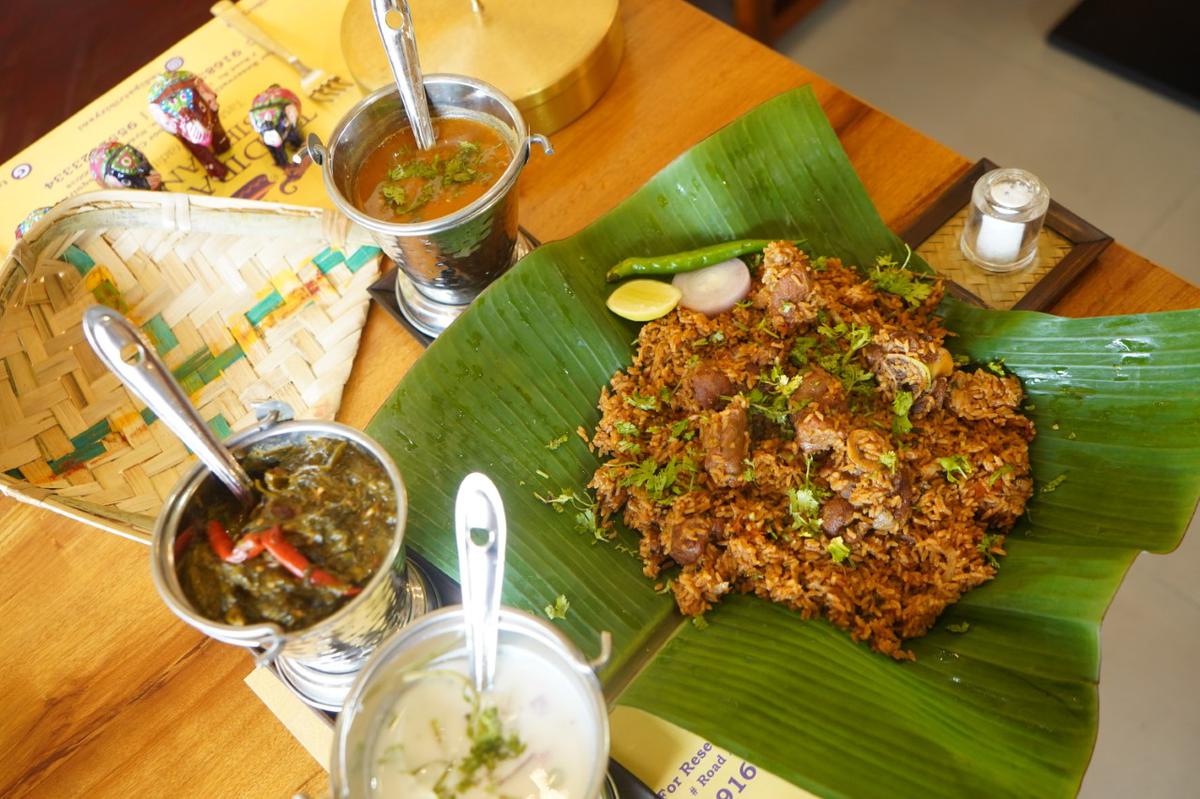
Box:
[0,191,382,544]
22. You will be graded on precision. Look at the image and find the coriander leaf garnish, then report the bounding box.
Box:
[692,615,709,630]
[879,450,898,472]
[892,391,915,435]
[936,454,973,484]
[545,434,568,450]
[947,622,971,634]
[785,455,830,537]
[827,535,851,563]
[1041,473,1068,493]
[870,253,934,308]
[620,456,693,503]
[977,532,1003,567]
[544,594,570,620]
[624,392,658,411]
[614,421,639,436]
[535,488,609,541]
[986,464,1015,486]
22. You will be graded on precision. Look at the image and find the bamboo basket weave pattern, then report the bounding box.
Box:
[0,192,381,543]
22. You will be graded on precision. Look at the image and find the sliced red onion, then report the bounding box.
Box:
[672,258,751,316]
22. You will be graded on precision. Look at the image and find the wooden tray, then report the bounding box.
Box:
[0,190,381,542]
[902,158,1113,310]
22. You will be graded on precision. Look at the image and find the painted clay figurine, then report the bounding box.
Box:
[14,206,50,239]
[88,141,164,190]
[248,85,302,167]
[147,70,231,179]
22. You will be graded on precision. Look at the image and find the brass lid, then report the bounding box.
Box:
[340,0,623,134]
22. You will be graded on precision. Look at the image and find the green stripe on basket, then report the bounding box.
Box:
[49,440,106,474]
[311,246,346,274]
[70,419,111,450]
[5,468,23,479]
[344,245,381,273]
[197,343,244,384]
[141,314,178,356]
[60,244,95,276]
[207,414,232,440]
[141,407,157,426]
[245,289,284,325]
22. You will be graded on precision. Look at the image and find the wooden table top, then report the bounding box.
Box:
[2,0,1196,796]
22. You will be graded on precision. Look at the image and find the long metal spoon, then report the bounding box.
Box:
[82,306,255,506]
[371,0,436,150]
[454,472,506,692]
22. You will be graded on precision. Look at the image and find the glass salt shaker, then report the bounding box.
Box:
[960,168,1050,273]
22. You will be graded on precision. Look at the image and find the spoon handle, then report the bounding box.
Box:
[82,306,255,506]
[455,472,506,693]
[371,0,436,150]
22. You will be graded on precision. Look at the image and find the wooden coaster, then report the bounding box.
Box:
[902,158,1113,310]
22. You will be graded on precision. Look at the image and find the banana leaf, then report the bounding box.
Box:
[366,86,1200,797]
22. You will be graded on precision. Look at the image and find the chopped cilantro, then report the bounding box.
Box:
[786,456,829,536]
[1041,473,1068,493]
[789,335,818,366]
[870,253,934,307]
[544,594,570,620]
[741,458,756,483]
[879,450,898,472]
[614,421,639,436]
[625,393,658,411]
[655,578,674,595]
[827,535,851,563]
[659,386,673,403]
[617,439,642,454]
[977,532,1003,567]
[892,390,914,435]
[545,434,568,450]
[614,542,639,558]
[986,464,1015,486]
[811,255,829,271]
[621,457,693,503]
[669,419,690,439]
[457,703,526,789]
[946,622,971,634]
[691,615,709,630]
[535,488,608,541]
[985,359,1008,377]
[937,454,973,484]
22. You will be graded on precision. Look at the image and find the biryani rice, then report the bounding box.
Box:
[589,242,1034,659]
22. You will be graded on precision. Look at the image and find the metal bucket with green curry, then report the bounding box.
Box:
[151,416,413,672]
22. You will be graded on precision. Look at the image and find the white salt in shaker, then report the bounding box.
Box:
[960,168,1050,272]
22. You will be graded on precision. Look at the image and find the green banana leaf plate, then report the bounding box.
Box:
[366,86,1200,798]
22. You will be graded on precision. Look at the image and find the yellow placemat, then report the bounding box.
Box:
[0,0,360,244]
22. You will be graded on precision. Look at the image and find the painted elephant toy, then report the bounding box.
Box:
[88,141,164,190]
[248,85,303,167]
[14,206,51,240]
[147,70,231,180]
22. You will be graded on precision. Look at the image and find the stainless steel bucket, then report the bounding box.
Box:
[309,74,552,337]
[331,606,614,798]
[151,418,422,676]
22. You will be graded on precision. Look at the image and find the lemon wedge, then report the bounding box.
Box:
[606,279,682,321]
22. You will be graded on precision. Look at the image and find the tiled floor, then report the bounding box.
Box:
[694,1,1200,796]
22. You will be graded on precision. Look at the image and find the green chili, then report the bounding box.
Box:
[605,238,800,282]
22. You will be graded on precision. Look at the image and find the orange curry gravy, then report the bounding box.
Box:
[354,115,510,224]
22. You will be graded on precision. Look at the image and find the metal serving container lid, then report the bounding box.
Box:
[341,0,623,134]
